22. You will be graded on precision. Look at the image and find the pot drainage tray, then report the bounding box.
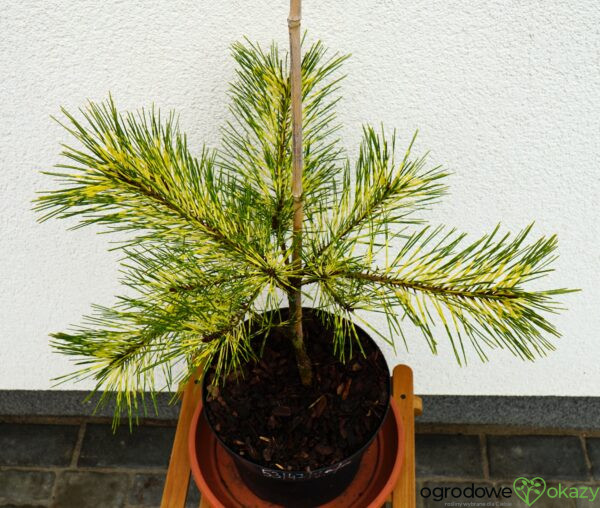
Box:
[190,399,404,508]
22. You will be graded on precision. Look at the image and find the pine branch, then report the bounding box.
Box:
[323,225,574,363]
[220,38,348,249]
[307,127,448,261]
[34,98,273,273]
[51,281,265,423]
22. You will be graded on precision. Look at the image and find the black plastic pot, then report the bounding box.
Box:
[202,308,391,507]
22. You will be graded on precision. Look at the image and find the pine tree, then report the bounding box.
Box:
[35,39,573,422]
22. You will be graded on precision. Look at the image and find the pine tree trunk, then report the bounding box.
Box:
[288,0,312,386]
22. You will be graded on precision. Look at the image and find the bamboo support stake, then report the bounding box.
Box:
[288,0,312,386]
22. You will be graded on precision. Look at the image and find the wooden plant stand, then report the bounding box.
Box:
[160,364,422,508]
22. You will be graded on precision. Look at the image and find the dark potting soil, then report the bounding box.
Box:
[204,310,390,472]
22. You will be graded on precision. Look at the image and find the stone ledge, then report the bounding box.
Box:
[419,395,600,430]
[2,391,600,430]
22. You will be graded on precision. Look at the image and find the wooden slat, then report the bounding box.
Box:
[160,368,204,508]
[414,395,423,416]
[391,365,417,508]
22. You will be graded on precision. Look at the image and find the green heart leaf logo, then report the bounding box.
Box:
[513,477,547,506]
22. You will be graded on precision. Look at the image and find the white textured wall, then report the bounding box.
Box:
[1,1,599,396]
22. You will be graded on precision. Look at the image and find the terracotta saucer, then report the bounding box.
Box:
[189,397,405,508]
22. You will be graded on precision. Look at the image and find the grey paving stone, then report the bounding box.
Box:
[587,439,600,480]
[575,484,600,507]
[0,423,78,467]
[0,505,48,508]
[0,470,55,505]
[416,434,483,478]
[417,482,508,507]
[416,481,425,508]
[185,478,201,508]
[128,473,165,507]
[51,471,129,508]
[127,473,201,507]
[488,435,589,481]
[78,423,175,468]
